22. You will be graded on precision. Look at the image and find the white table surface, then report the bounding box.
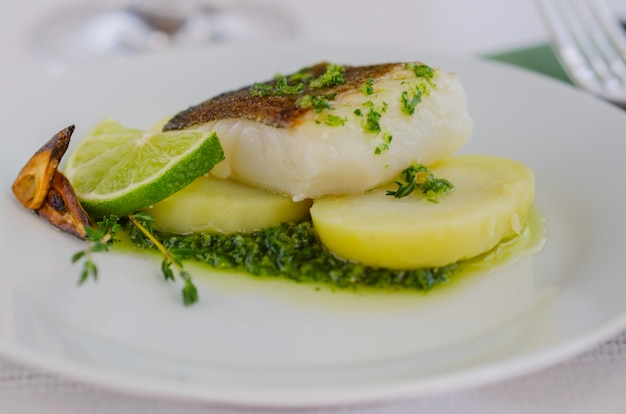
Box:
[3,0,626,413]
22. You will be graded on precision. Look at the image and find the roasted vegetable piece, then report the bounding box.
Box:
[13,125,92,239]
[37,171,92,239]
[12,125,74,209]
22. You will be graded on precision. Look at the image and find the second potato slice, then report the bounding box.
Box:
[310,155,535,269]
[146,175,312,234]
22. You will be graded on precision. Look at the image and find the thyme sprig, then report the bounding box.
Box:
[128,213,198,306]
[72,215,121,284]
[71,213,199,306]
[386,163,454,201]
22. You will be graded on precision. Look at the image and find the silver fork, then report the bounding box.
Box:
[536,0,626,109]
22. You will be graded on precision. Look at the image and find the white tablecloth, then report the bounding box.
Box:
[3,0,626,412]
[3,334,626,413]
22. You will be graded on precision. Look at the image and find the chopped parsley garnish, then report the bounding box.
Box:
[250,76,304,97]
[252,63,344,95]
[364,108,382,134]
[248,62,436,139]
[401,90,416,115]
[249,82,274,96]
[358,100,393,153]
[295,93,337,112]
[361,100,388,135]
[361,78,375,95]
[324,115,347,126]
[401,87,425,116]
[406,63,435,79]
[288,67,314,83]
[399,63,436,116]
[375,132,393,154]
[386,163,454,200]
[248,64,347,125]
[275,76,304,94]
[309,64,346,88]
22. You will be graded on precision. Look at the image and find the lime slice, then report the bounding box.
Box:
[64,118,224,217]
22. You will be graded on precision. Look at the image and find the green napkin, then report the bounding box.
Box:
[485,43,573,85]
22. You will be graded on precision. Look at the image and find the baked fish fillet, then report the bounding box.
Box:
[164,62,473,201]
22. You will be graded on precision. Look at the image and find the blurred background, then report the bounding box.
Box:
[6,0,626,92]
[1,0,592,91]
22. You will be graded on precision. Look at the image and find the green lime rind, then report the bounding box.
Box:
[65,119,224,218]
[82,135,223,217]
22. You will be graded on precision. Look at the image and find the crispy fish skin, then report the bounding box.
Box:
[164,62,401,130]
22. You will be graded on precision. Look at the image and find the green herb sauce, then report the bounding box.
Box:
[126,206,546,294]
[129,219,454,291]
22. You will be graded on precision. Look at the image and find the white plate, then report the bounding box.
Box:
[2,42,626,408]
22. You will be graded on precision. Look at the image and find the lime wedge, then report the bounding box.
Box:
[64,118,224,217]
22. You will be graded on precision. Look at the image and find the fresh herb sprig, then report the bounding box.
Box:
[72,215,121,284]
[386,163,454,201]
[72,213,199,306]
[128,213,198,306]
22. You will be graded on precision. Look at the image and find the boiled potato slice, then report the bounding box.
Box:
[146,175,312,234]
[310,155,535,269]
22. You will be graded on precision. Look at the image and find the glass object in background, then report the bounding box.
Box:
[30,0,295,72]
